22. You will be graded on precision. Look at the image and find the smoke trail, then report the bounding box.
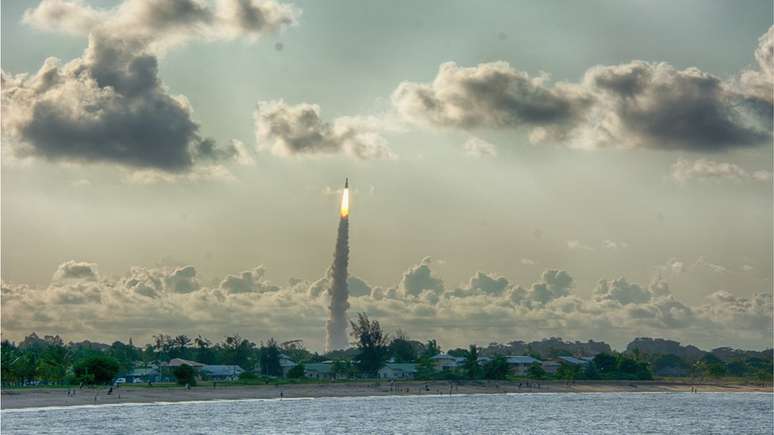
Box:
[326,206,350,351]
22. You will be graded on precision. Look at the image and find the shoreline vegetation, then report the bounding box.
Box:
[4,321,772,411]
[2,380,771,410]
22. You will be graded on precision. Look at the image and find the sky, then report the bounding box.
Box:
[1,0,772,352]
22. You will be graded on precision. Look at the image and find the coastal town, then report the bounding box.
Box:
[3,328,771,390]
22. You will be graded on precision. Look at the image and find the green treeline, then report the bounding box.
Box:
[2,320,772,386]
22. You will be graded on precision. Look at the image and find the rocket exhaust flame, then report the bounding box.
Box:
[340,177,350,218]
[326,178,350,352]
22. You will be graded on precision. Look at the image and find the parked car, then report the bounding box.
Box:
[113,378,126,385]
[133,378,145,384]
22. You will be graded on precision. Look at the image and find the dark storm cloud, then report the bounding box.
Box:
[582,61,770,151]
[218,0,299,39]
[3,0,298,172]
[23,0,299,48]
[392,61,591,130]
[392,27,774,152]
[2,36,231,171]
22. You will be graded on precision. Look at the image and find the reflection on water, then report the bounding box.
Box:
[2,392,772,434]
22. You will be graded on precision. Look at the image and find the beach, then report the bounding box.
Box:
[2,380,770,410]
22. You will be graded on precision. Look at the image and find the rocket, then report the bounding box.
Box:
[340,178,350,218]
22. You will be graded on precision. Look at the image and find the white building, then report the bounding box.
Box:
[378,363,418,379]
[201,365,244,381]
[430,353,458,371]
[505,356,542,375]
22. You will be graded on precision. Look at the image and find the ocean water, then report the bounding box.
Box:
[2,392,772,434]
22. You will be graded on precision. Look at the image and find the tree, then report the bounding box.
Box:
[331,360,353,379]
[280,340,315,364]
[422,340,441,358]
[287,364,305,379]
[259,338,282,377]
[527,363,546,379]
[447,348,469,358]
[194,335,216,364]
[556,363,581,381]
[389,337,418,363]
[725,360,747,377]
[593,353,617,374]
[172,364,196,386]
[73,355,120,385]
[652,354,689,375]
[463,345,481,379]
[483,356,509,380]
[350,313,390,377]
[222,335,256,369]
[700,354,726,377]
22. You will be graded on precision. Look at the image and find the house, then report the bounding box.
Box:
[279,354,297,377]
[378,363,418,379]
[558,356,591,366]
[431,353,458,371]
[201,365,244,381]
[541,360,561,374]
[122,367,163,383]
[165,358,205,368]
[160,358,205,379]
[304,362,334,380]
[505,356,542,375]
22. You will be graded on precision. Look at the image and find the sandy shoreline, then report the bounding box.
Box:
[2,380,771,410]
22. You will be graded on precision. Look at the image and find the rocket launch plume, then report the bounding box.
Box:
[326,178,350,351]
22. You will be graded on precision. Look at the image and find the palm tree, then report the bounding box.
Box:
[464,345,480,379]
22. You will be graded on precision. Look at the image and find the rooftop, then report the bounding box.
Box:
[505,356,541,364]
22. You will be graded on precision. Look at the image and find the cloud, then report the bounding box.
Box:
[526,270,574,305]
[466,272,509,295]
[2,259,771,349]
[671,158,772,183]
[574,61,770,151]
[567,240,594,251]
[694,256,728,274]
[52,260,99,281]
[399,257,444,297]
[520,258,536,265]
[164,265,201,293]
[219,266,279,293]
[3,0,295,173]
[124,165,238,184]
[462,136,497,158]
[392,61,590,131]
[602,240,628,249]
[23,0,299,51]
[347,276,372,297]
[391,27,774,152]
[594,277,652,305]
[254,100,396,160]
